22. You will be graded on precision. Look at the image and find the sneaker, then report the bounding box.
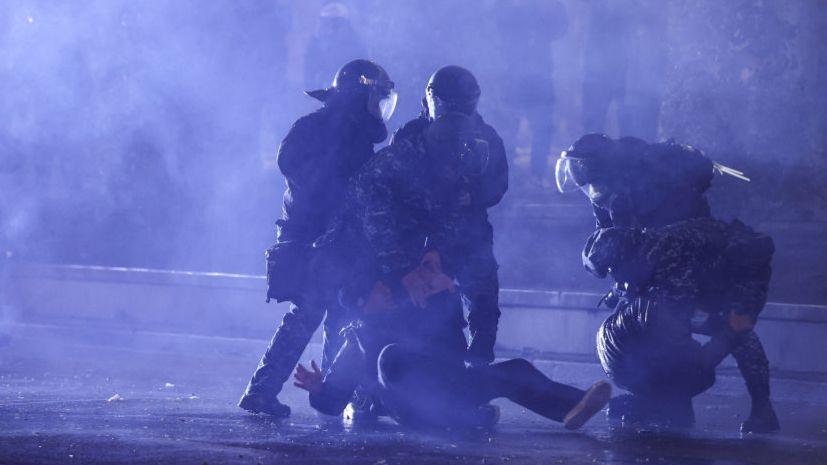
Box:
[238,392,290,418]
[476,404,501,429]
[564,380,613,430]
[740,400,780,433]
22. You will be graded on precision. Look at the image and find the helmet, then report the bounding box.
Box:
[425,65,481,120]
[306,59,398,121]
[555,133,615,193]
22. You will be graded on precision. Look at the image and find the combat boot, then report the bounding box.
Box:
[238,391,290,418]
[740,399,780,433]
[475,404,501,429]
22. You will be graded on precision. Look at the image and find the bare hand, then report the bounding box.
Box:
[401,251,456,308]
[729,311,756,332]
[420,250,443,272]
[363,280,394,313]
[419,250,456,295]
[402,269,430,308]
[293,360,323,394]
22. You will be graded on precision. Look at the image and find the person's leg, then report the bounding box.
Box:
[731,330,779,432]
[321,305,349,373]
[377,344,485,429]
[730,331,771,403]
[599,308,716,428]
[470,358,583,421]
[239,295,326,416]
[469,358,610,429]
[457,247,501,367]
[641,361,716,428]
[695,314,778,432]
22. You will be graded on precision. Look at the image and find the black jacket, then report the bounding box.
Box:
[391,114,509,211]
[276,105,384,244]
[352,113,508,282]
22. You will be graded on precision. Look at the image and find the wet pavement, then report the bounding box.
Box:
[1,330,826,465]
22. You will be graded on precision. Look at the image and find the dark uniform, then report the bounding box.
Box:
[391,112,507,364]
[557,134,778,432]
[354,66,508,366]
[353,113,507,366]
[239,60,396,417]
[584,218,777,430]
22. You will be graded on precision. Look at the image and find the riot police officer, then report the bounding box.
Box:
[556,134,778,432]
[385,65,509,367]
[585,218,776,431]
[239,59,396,417]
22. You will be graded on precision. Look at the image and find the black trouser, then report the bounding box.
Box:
[376,344,585,429]
[606,348,718,401]
[244,293,346,398]
[731,331,771,403]
[597,300,725,402]
[454,243,501,365]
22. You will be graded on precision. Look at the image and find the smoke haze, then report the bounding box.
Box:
[1,0,825,300]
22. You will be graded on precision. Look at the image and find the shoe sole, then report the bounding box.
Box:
[564,381,613,430]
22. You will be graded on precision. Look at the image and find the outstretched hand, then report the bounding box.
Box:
[401,269,430,308]
[293,360,323,394]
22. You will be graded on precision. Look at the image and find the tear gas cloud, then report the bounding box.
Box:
[1,0,825,301]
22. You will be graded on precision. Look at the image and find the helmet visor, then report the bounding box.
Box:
[379,89,398,121]
[426,89,442,120]
[368,87,398,122]
[554,153,588,193]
